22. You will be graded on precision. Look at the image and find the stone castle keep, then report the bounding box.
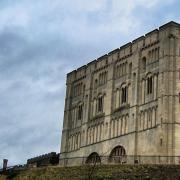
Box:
[60,21,180,165]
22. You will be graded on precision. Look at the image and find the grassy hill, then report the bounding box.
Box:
[1,164,180,180]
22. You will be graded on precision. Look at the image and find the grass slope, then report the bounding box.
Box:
[1,165,180,180]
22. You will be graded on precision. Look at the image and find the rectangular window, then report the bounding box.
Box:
[78,105,83,120]
[147,77,153,94]
[98,97,103,112]
[121,87,128,104]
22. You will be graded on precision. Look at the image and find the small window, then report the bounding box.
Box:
[83,85,85,94]
[160,138,163,146]
[78,105,83,120]
[129,63,132,78]
[98,96,103,112]
[147,77,153,94]
[121,86,128,104]
[142,57,146,71]
[94,79,98,88]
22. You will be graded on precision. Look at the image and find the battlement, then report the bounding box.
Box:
[27,152,59,166]
[66,21,180,83]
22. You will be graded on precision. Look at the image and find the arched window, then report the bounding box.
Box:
[86,152,101,164]
[94,79,98,88]
[97,96,103,112]
[121,86,128,104]
[147,76,153,94]
[77,104,83,120]
[109,146,126,163]
[142,57,146,71]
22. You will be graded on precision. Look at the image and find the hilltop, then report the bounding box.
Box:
[1,164,180,180]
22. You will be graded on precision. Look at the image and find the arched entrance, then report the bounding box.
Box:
[86,152,101,164]
[109,146,126,164]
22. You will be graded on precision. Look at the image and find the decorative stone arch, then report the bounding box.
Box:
[86,152,101,164]
[109,145,126,164]
[120,82,127,88]
[145,72,152,78]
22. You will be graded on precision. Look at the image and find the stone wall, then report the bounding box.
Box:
[60,21,180,166]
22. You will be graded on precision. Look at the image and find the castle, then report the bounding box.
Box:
[60,21,180,166]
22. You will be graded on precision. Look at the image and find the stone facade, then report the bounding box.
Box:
[60,21,180,165]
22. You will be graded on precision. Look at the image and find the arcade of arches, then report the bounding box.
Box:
[86,146,126,164]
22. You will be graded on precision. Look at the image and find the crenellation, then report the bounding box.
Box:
[108,48,119,63]
[60,21,180,165]
[96,54,108,69]
[132,36,145,51]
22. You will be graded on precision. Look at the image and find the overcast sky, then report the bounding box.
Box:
[0,0,179,167]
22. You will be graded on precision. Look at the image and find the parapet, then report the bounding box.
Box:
[66,21,179,83]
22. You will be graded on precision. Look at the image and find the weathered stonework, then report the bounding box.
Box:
[60,21,180,165]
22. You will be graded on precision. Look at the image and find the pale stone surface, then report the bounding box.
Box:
[60,21,180,165]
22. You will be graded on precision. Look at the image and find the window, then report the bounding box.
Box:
[142,57,146,71]
[160,138,163,146]
[78,104,83,120]
[97,96,103,112]
[74,83,83,97]
[147,77,153,94]
[99,71,108,86]
[129,63,132,78]
[121,86,128,104]
[94,79,98,88]
[83,85,86,94]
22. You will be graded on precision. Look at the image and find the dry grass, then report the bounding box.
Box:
[1,164,180,180]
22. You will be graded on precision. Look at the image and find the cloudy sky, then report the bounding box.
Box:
[0,0,179,167]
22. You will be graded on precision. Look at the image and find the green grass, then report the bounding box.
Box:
[1,164,180,180]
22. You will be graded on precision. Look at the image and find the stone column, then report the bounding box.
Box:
[92,127,95,144]
[142,80,144,104]
[98,124,101,141]
[143,112,145,130]
[96,125,99,142]
[93,99,96,117]
[70,136,72,151]
[120,118,122,135]
[110,121,113,138]
[94,126,97,143]
[100,124,102,141]
[116,119,119,136]
[155,107,157,126]
[152,108,155,127]
[101,124,104,140]
[116,90,120,109]
[122,117,124,135]
[89,128,92,144]
[124,116,127,134]
[114,119,117,137]
[119,89,122,107]
[145,80,147,103]
[154,75,157,100]
[109,121,111,139]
